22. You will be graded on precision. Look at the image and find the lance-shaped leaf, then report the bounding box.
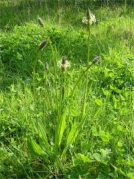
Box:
[55,110,67,147]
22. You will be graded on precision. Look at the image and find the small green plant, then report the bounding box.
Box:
[28,26,102,175]
[31,11,133,176]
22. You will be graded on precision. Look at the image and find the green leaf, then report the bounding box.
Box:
[93,153,101,162]
[95,99,103,106]
[55,110,67,147]
[28,139,46,157]
[38,121,50,150]
[127,172,134,179]
[77,153,91,163]
[66,123,78,146]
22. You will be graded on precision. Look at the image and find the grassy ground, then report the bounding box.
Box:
[0,1,134,178]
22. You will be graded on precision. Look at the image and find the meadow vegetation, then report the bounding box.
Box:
[0,0,134,178]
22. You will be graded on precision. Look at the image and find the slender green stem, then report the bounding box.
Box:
[32,50,40,98]
[87,21,91,64]
[125,0,127,12]
[70,62,94,98]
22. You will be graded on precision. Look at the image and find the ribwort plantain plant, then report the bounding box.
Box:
[82,9,96,63]
[29,13,101,177]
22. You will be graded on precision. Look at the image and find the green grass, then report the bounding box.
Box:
[0,1,134,178]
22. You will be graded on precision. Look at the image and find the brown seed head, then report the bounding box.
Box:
[39,40,47,50]
[58,56,70,71]
[38,17,44,27]
[87,8,91,21]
